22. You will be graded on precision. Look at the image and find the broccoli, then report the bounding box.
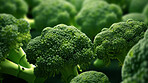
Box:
[76,0,122,40]
[122,13,146,22]
[94,20,148,65]
[129,0,148,13]
[0,14,41,83]
[25,24,94,83]
[32,0,77,31]
[70,71,110,83]
[122,29,148,83]
[0,0,28,18]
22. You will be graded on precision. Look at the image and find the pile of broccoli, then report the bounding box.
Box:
[1,0,148,83]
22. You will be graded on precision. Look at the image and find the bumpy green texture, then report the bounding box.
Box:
[122,30,148,83]
[94,20,148,65]
[129,0,148,13]
[76,0,122,40]
[122,13,146,22]
[0,0,28,18]
[25,24,94,83]
[70,71,110,83]
[32,0,77,31]
[0,14,31,62]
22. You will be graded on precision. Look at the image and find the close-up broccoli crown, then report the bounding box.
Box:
[32,0,77,30]
[70,71,110,83]
[76,0,122,40]
[122,30,148,83]
[0,14,31,62]
[26,24,94,77]
[0,0,28,18]
[94,20,148,65]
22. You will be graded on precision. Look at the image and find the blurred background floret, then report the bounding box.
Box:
[76,0,122,40]
[0,0,28,18]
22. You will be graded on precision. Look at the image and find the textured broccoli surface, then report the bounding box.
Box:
[32,0,77,31]
[25,24,94,83]
[76,0,122,40]
[122,13,146,22]
[94,20,148,65]
[70,71,110,83]
[0,0,28,18]
[129,0,148,13]
[122,30,148,83]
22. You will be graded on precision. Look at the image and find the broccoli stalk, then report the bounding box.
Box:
[7,47,32,68]
[0,59,35,83]
[60,65,78,83]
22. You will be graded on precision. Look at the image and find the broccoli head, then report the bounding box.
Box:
[76,0,122,40]
[0,0,28,18]
[0,13,31,67]
[94,20,148,65]
[70,71,110,83]
[25,24,94,83]
[129,0,148,13]
[122,30,148,83]
[32,0,77,31]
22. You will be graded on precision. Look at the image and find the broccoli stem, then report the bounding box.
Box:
[60,65,78,83]
[0,59,36,83]
[7,47,33,68]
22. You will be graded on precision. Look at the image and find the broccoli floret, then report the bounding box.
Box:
[94,20,148,65]
[0,14,31,67]
[70,71,110,83]
[32,0,77,31]
[122,13,146,22]
[25,24,94,83]
[76,0,122,40]
[122,30,148,83]
[129,0,148,13]
[0,0,28,18]
[0,14,42,83]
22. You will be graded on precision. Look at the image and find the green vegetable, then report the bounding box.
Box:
[143,4,148,24]
[122,13,146,22]
[0,14,39,83]
[122,30,148,83]
[76,0,122,40]
[0,0,28,18]
[70,71,110,83]
[32,0,77,31]
[25,24,94,83]
[94,20,148,65]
